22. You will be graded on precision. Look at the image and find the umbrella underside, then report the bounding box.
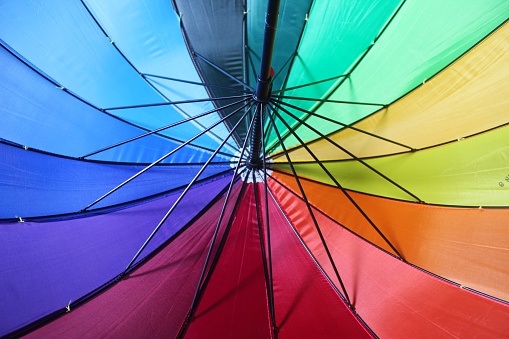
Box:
[1,0,508,337]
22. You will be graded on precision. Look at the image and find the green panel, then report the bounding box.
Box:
[273,125,509,206]
[269,0,509,152]
[266,0,401,150]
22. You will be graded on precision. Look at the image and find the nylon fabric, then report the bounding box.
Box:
[265,183,372,338]
[0,175,232,336]
[269,178,509,338]
[173,0,247,145]
[266,0,400,150]
[272,172,509,302]
[280,21,509,160]
[22,183,241,339]
[0,141,230,218]
[83,0,234,152]
[247,0,313,91]
[0,0,232,155]
[273,0,509,150]
[0,44,222,163]
[273,124,509,206]
[185,184,272,338]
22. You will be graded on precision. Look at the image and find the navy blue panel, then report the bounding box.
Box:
[0,142,231,218]
[0,44,230,163]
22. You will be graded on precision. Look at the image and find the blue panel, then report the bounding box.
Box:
[0,44,231,163]
[84,0,236,152]
[0,0,236,155]
[0,141,231,218]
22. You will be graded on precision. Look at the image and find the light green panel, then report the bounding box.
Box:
[273,125,509,207]
[270,0,509,152]
[266,0,401,150]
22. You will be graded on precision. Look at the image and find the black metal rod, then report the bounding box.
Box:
[143,73,250,94]
[82,98,248,159]
[123,106,252,274]
[79,0,233,149]
[269,102,405,259]
[82,101,252,211]
[265,108,352,307]
[265,183,378,337]
[247,48,260,88]
[177,106,259,337]
[271,1,407,151]
[254,0,281,102]
[260,106,277,337]
[272,74,347,94]
[272,95,385,107]
[270,51,295,85]
[273,98,415,151]
[176,175,249,339]
[271,101,421,203]
[194,52,254,91]
[104,94,251,111]
[252,173,278,339]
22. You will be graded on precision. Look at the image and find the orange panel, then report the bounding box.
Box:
[269,176,509,337]
[272,172,509,302]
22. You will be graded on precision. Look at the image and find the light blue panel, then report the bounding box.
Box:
[84,0,237,153]
[0,0,235,155]
[0,42,229,164]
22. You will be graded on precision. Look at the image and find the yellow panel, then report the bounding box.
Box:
[280,22,509,161]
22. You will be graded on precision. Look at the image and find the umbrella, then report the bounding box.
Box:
[1,0,508,337]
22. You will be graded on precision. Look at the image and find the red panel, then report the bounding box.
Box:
[185,184,272,338]
[27,185,241,338]
[267,183,372,338]
[269,178,509,338]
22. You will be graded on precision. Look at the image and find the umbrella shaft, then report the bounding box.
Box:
[254,0,280,102]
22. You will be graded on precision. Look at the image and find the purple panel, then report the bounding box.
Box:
[0,174,231,335]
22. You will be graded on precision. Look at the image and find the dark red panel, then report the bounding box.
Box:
[185,184,272,338]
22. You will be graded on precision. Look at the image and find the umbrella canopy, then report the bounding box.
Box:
[1,0,509,338]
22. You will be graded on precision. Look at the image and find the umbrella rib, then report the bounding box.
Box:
[260,103,277,336]
[272,95,385,107]
[122,103,253,275]
[270,51,296,85]
[103,94,251,111]
[0,42,210,154]
[177,176,250,339]
[247,48,261,89]
[271,74,348,94]
[143,73,251,94]
[268,103,406,259]
[269,0,407,150]
[273,99,415,151]
[81,98,248,159]
[264,182,378,337]
[276,0,315,95]
[78,0,237,153]
[194,52,255,91]
[178,109,259,338]
[266,107,353,308]
[82,101,252,212]
[252,172,278,339]
[271,100,422,203]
